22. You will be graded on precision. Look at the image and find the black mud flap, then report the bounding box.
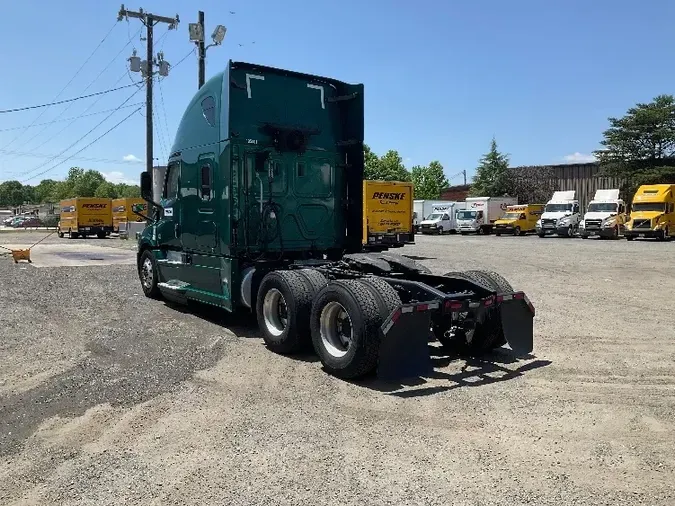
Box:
[500,298,534,356]
[377,310,433,381]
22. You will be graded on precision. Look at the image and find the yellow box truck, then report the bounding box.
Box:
[57,198,113,239]
[362,180,414,251]
[494,204,544,236]
[624,184,675,241]
[112,197,146,233]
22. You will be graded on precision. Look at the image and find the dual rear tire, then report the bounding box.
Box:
[256,271,401,379]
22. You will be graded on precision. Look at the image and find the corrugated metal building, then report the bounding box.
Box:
[510,162,623,210]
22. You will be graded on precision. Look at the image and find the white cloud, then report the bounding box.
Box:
[101,171,138,185]
[123,154,141,162]
[563,152,596,163]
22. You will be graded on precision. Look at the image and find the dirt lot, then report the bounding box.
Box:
[1,231,674,505]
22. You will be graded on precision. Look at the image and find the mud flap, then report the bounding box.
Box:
[500,298,534,356]
[377,310,433,381]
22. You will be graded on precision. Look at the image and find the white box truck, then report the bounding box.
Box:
[535,190,581,238]
[457,196,516,235]
[413,199,456,233]
[578,189,627,239]
[419,201,465,234]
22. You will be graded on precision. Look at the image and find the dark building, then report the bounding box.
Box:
[441,162,624,210]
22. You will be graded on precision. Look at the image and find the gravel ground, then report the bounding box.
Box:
[1,231,674,505]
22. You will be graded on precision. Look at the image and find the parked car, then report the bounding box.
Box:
[12,216,41,228]
[2,216,16,226]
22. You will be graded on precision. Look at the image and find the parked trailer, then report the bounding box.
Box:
[134,60,535,380]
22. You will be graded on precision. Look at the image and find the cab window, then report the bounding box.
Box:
[201,96,216,127]
[520,213,526,220]
[442,214,450,221]
[164,162,180,200]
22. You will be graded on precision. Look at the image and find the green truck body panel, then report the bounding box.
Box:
[138,60,365,310]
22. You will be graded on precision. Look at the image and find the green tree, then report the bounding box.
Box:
[117,183,141,198]
[72,169,106,197]
[411,161,450,199]
[0,180,28,207]
[469,137,510,197]
[594,94,675,200]
[95,181,119,198]
[34,179,59,203]
[363,145,411,181]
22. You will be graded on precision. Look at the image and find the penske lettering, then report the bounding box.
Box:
[372,192,406,200]
[82,204,108,209]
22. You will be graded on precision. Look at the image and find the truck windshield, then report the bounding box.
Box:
[457,210,476,220]
[544,203,572,212]
[632,202,666,212]
[501,212,521,220]
[427,213,443,221]
[587,202,617,212]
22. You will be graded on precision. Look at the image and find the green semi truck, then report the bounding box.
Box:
[135,60,535,380]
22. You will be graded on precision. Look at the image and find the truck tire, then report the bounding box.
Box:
[295,268,328,294]
[359,277,402,319]
[463,270,514,350]
[138,249,160,299]
[256,270,314,355]
[310,279,383,379]
[513,226,521,236]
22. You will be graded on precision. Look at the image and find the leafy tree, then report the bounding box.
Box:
[469,137,510,197]
[594,94,675,200]
[363,144,381,180]
[72,169,106,197]
[411,161,449,199]
[363,145,411,181]
[0,180,27,207]
[95,181,119,198]
[116,183,141,198]
[505,166,558,205]
[34,179,59,203]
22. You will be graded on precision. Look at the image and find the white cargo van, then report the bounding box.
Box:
[419,202,465,234]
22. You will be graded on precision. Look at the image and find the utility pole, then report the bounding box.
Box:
[189,13,227,89]
[197,11,206,88]
[462,169,467,185]
[117,5,179,181]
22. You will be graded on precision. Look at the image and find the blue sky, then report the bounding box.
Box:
[0,0,673,186]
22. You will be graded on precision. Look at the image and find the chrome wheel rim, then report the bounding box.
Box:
[263,288,288,337]
[320,301,353,358]
[141,257,154,289]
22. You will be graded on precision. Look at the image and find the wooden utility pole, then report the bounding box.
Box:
[117,5,179,179]
[198,11,206,88]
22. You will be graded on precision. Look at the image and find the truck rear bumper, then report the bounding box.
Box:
[377,290,535,380]
[366,232,415,246]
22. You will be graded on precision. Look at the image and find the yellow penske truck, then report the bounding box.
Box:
[57,198,113,239]
[362,180,415,251]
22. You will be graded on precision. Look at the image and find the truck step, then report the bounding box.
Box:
[158,280,191,292]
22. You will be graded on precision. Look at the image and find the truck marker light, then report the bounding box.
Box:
[416,304,428,312]
[391,310,402,322]
[483,297,494,307]
[445,301,463,310]
[513,292,525,300]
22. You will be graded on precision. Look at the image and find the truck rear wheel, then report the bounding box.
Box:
[310,279,383,379]
[256,270,314,354]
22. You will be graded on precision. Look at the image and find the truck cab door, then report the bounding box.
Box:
[180,154,218,254]
[156,160,182,252]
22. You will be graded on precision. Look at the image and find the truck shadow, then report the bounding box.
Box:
[350,347,552,398]
[162,302,548,394]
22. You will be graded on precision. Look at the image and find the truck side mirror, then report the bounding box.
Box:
[140,171,152,201]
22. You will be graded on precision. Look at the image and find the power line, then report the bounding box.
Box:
[0,103,143,133]
[0,20,120,150]
[18,86,146,181]
[20,106,143,183]
[172,47,197,69]
[3,26,144,161]
[0,83,140,115]
[0,148,144,166]
[156,77,173,156]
